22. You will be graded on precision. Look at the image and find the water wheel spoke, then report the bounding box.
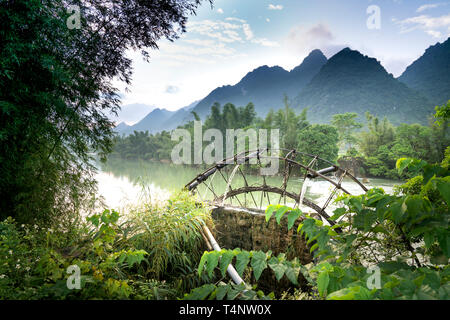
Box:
[184,150,368,233]
[321,170,347,213]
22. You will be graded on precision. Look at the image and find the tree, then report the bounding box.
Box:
[358,112,395,157]
[434,100,450,127]
[331,113,363,150]
[297,124,339,166]
[0,0,210,223]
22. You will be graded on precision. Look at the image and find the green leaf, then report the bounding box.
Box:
[424,232,434,249]
[215,284,229,300]
[396,158,413,175]
[390,200,406,223]
[251,251,268,281]
[330,207,346,221]
[265,205,277,222]
[437,231,450,258]
[285,265,300,285]
[317,270,330,298]
[435,178,450,206]
[268,257,288,281]
[287,209,302,230]
[198,251,209,276]
[219,250,235,277]
[206,251,220,277]
[235,251,250,277]
[275,206,290,225]
[349,197,363,212]
[327,286,372,300]
[183,284,216,300]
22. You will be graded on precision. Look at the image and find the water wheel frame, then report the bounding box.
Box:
[185,149,368,226]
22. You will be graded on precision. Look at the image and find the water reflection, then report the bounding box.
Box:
[96,158,401,213]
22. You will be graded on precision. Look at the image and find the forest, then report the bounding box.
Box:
[112,99,449,180]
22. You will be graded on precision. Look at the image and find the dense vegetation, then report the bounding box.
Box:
[0,0,209,225]
[293,48,434,125]
[399,37,450,107]
[0,193,214,299]
[0,0,448,302]
[184,154,450,300]
[112,100,449,180]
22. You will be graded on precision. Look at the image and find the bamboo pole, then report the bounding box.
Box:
[202,225,245,286]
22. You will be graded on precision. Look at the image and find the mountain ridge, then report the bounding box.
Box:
[398,37,450,106]
[293,47,434,125]
[116,39,449,134]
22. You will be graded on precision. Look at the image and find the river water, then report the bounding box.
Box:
[95,158,401,214]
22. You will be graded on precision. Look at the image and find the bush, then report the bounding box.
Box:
[0,192,213,300]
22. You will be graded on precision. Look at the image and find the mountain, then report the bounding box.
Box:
[114,122,131,135]
[191,50,328,118]
[116,108,173,135]
[115,100,199,136]
[398,37,450,107]
[293,48,434,125]
[160,100,199,131]
[111,103,155,125]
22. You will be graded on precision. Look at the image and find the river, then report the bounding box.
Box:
[95,158,402,214]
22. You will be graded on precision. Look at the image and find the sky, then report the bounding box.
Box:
[114,0,450,124]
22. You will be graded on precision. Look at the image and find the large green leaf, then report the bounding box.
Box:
[235,251,250,276]
[327,286,372,300]
[265,205,278,222]
[215,284,229,300]
[434,178,450,206]
[317,270,330,298]
[183,284,216,300]
[197,251,209,276]
[284,265,300,285]
[275,206,290,225]
[268,257,288,281]
[251,251,268,281]
[205,251,220,277]
[287,209,302,230]
[219,250,235,277]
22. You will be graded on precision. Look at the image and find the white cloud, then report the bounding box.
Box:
[182,19,279,56]
[187,20,243,43]
[396,13,450,38]
[266,18,271,23]
[286,23,345,57]
[251,38,279,47]
[225,17,247,23]
[223,30,244,42]
[416,3,446,13]
[268,4,284,10]
[165,85,180,94]
[217,8,224,14]
[426,29,443,38]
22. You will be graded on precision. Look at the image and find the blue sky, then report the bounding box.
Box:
[115,0,450,123]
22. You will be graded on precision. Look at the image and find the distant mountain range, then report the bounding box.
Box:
[191,49,328,119]
[293,47,432,124]
[116,37,450,135]
[115,101,198,135]
[398,38,450,107]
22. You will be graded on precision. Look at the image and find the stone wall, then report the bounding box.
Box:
[210,206,313,264]
[210,206,313,293]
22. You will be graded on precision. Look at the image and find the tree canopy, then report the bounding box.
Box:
[0,0,209,222]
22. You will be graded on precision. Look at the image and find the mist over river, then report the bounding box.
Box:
[95,158,401,213]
